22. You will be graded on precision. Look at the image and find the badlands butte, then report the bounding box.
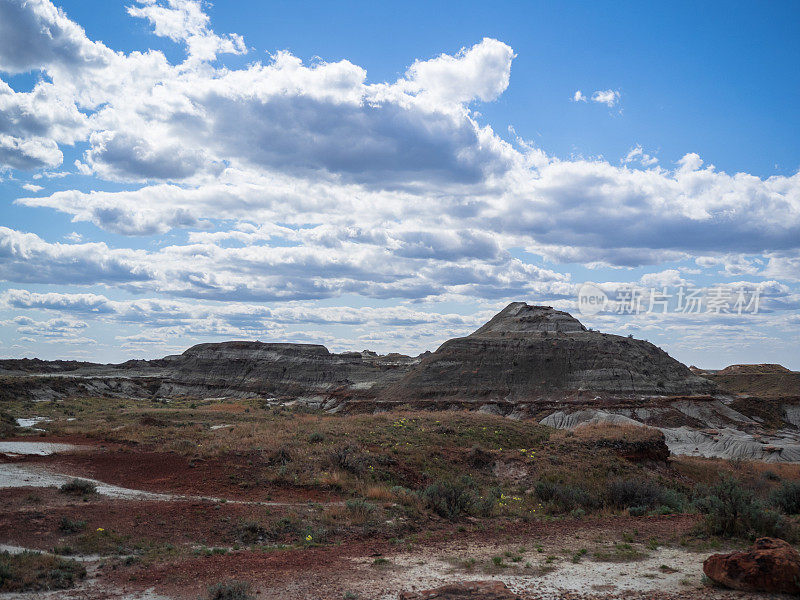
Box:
[3,302,800,463]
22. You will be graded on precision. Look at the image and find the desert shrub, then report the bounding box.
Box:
[422,476,494,520]
[608,479,685,512]
[169,438,197,453]
[628,506,647,517]
[0,551,85,591]
[770,480,800,515]
[206,580,254,600]
[608,479,663,508]
[308,432,325,444]
[762,470,781,482]
[58,517,87,534]
[138,415,170,427]
[389,485,418,507]
[266,447,293,466]
[390,485,412,496]
[329,445,370,475]
[694,475,791,539]
[465,445,494,469]
[535,481,600,512]
[659,488,688,512]
[0,412,16,437]
[236,521,268,544]
[345,498,377,517]
[59,479,97,496]
[266,517,302,541]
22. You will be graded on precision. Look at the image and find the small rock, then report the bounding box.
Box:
[399,580,524,600]
[703,537,800,594]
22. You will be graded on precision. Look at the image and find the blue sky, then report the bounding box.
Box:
[0,0,798,369]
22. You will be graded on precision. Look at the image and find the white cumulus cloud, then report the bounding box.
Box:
[591,89,620,107]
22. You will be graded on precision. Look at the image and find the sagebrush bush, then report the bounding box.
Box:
[266,447,293,466]
[59,479,97,496]
[329,445,370,475]
[267,517,302,541]
[345,498,377,518]
[607,479,685,512]
[770,480,800,515]
[607,479,663,508]
[58,517,87,534]
[206,580,254,600]
[422,475,494,520]
[694,475,791,539]
[628,506,648,517]
[535,481,600,512]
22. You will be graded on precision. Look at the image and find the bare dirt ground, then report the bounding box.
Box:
[0,435,795,600]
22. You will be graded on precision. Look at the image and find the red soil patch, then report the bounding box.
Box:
[0,487,268,551]
[16,438,342,503]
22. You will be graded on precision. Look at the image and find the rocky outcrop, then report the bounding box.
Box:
[382,303,715,401]
[570,422,671,463]
[703,537,800,594]
[540,405,800,463]
[399,581,524,600]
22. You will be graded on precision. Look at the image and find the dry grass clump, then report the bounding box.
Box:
[363,484,396,502]
[569,422,661,444]
[317,470,346,490]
